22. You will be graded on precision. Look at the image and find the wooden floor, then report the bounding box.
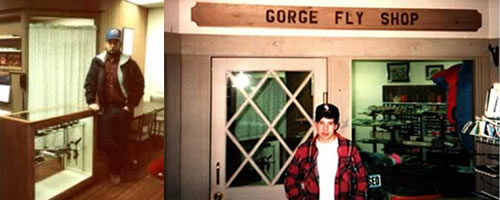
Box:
[68,136,164,200]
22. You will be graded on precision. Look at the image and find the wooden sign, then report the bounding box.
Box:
[192,3,481,31]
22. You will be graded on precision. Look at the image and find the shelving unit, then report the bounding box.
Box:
[353,114,414,153]
[353,102,453,154]
[0,33,23,112]
[355,103,476,199]
[0,35,22,71]
[463,116,500,199]
[462,84,500,199]
[354,104,469,198]
[382,102,452,137]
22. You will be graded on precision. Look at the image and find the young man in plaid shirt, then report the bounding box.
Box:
[284,104,368,200]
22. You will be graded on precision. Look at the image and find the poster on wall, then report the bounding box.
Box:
[425,65,444,80]
[387,62,410,82]
[122,27,134,56]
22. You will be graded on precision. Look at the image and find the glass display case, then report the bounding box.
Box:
[0,106,95,200]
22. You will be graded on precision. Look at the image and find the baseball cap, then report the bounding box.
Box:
[314,103,340,123]
[106,28,121,41]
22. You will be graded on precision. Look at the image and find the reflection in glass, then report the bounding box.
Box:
[251,134,286,182]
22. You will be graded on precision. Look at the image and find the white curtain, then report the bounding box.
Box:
[28,24,96,110]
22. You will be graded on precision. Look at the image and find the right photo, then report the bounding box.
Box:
[166,0,499,200]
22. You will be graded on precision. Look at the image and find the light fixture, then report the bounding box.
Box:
[233,72,250,89]
[125,0,163,6]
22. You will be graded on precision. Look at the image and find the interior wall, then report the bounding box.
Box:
[166,33,181,54]
[490,39,500,82]
[165,32,181,200]
[489,0,499,38]
[99,0,147,72]
[166,34,497,200]
[476,38,500,116]
[180,55,210,200]
[144,7,164,100]
[351,60,461,152]
[165,0,179,32]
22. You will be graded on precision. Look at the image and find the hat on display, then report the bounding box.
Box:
[106,28,121,41]
[314,103,340,123]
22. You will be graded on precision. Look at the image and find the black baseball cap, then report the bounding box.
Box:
[314,103,340,123]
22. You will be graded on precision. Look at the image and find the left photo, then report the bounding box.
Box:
[0,0,164,199]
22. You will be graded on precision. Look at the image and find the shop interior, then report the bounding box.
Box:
[352,60,498,199]
[0,0,164,199]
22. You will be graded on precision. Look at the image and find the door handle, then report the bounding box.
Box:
[216,162,220,185]
[214,192,223,200]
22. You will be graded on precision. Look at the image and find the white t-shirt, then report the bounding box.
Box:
[316,139,339,200]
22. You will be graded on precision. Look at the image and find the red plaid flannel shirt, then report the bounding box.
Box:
[284,134,368,200]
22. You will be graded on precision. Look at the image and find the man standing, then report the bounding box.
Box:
[284,104,368,199]
[84,28,145,184]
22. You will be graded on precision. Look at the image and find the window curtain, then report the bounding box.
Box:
[28,24,96,111]
[235,76,286,141]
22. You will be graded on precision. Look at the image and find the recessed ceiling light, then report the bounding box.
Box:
[126,0,163,6]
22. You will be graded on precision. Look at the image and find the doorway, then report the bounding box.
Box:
[211,58,327,199]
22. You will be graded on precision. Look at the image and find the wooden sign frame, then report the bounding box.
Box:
[192,3,482,31]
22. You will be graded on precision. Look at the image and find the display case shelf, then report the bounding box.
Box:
[475,136,500,145]
[474,166,499,179]
[383,101,446,106]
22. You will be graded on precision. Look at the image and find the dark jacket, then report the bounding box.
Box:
[84,51,144,110]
